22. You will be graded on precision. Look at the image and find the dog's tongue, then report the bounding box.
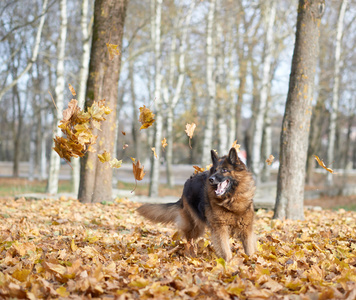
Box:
[215,180,228,196]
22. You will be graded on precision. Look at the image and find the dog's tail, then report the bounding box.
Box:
[137,200,181,225]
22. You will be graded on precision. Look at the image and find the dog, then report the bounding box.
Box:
[137,147,256,261]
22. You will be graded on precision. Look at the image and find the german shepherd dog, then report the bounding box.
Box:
[137,148,256,261]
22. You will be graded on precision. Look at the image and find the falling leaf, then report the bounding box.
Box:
[106,43,120,60]
[161,137,168,150]
[151,147,158,159]
[193,165,205,174]
[314,155,334,173]
[132,159,145,182]
[266,154,275,166]
[68,83,76,96]
[98,150,111,163]
[109,158,122,169]
[231,140,241,153]
[139,105,155,130]
[123,144,128,150]
[185,123,196,149]
[121,131,126,136]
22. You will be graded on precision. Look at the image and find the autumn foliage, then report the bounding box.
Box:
[1,196,356,299]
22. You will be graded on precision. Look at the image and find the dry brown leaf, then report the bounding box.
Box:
[266,154,275,166]
[185,123,196,149]
[161,137,168,150]
[193,165,205,174]
[139,105,155,130]
[314,155,334,173]
[68,83,76,96]
[231,140,241,153]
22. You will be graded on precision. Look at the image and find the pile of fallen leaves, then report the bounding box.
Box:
[0,197,355,299]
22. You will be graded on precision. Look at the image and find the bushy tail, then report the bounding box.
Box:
[137,200,181,225]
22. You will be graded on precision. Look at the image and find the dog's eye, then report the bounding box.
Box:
[222,168,228,173]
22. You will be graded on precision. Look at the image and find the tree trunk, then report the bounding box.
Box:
[201,0,216,167]
[251,0,276,184]
[72,0,92,196]
[274,0,325,220]
[78,0,128,203]
[326,0,347,185]
[149,0,163,197]
[47,0,67,194]
[129,58,140,159]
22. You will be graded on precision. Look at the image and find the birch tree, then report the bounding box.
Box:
[149,0,163,197]
[47,0,67,194]
[163,2,195,187]
[78,0,128,203]
[72,0,92,195]
[274,0,325,220]
[0,0,48,102]
[326,0,347,185]
[250,0,276,184]
[201,0,216,168]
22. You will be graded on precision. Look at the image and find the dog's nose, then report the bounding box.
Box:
[209,176,215,184]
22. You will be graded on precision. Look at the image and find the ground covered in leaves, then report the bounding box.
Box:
[0,197,356,299]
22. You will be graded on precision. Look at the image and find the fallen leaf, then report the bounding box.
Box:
[109,158,122,169]
[151,147,158,159]
[161,138,168,150]
[231,140,241,153]
[139,105,155,130]
[98,150,111,163]
[314,155,334,173]
[68,83,76,96]
[266,154,275,166]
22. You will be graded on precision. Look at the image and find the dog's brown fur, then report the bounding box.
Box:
[137,148,256,261]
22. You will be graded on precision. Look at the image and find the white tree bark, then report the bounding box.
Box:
[251,0,276,183]
[0,0,48,102]
[327,0,347,185]
[149,0,163,197]
[164,2,195,187]
[201,0,217,167]
[47,0,67,194]
[72,0,91,195]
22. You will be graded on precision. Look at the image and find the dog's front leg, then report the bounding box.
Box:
[241,228,256,256]
[211,226,232,261]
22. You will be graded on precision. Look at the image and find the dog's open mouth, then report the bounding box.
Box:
[215,179,230,196]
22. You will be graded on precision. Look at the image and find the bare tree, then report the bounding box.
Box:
[78,0,128,203]
[274,0,325,220]
[72,0,92,195]
[201,0,216,167]
[47,0,67,194]
[149,0,163,197]
[0,0,48,102]
[326,0,347,185]
[250,0,276,183]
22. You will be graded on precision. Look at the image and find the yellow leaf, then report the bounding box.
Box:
[68,83,76,96]
[231,140,241,153]
[161,137,168,149]
[109,158,122,169]
[185,123,196,149]
[139,105,155,130]
[132,160,145,181]
[71,239,78,252]
[106,43,120,60]
[129,278,150,288]
[56,286,70,297]
[193,165,205,174]
[151,147,158,159]
[12,269,31,282]
[266,154,275,166]
[46,262,67,275]
[98,150,111,163]
[314,155,334,173]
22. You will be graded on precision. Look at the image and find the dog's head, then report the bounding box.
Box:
[208,147,247,198]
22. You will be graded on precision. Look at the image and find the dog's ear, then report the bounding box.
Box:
[229,147,245,167]
[211,150,219,166]
[228,147,238,165]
